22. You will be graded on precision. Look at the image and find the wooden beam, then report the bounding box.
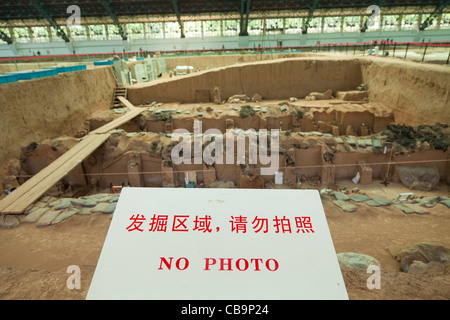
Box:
[0,133,111,214]
[117,96,138,111]
[0,98,146,214]
[90,97,144,134]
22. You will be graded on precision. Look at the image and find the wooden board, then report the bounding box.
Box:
[0,134,98,213]
[90,98,144,134]
[0,133,111,214]
[116,96,136,111]
[0,98,146,214]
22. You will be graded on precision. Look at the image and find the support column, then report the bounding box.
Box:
[28,27,34,42]
[86,25,91,40]
[161,163,175,187]
[104,24,109,40]
[165,121,173,134]
[66,27,73,41]
[321,164,335,187]
[320,147,335,187]
[8,27,15,42]
[171,0,185,38]
[203,164,216,187]
[201,20,204,38]
[357,161,372,185]
[236,163,241,186]
[285,166,296,187]
[239,0,251,36]
[128,155,144,187]
[437,13,442,30]
[47,26,53,42]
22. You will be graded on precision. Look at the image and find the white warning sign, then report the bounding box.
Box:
[87,187,348,300]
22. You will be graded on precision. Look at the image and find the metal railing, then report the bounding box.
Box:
[1,40,449,66]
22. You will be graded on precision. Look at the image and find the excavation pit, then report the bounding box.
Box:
[1,53,450,300]
[1,55,449,200]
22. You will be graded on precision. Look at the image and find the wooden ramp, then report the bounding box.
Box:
[0,98,146,215]
[91,97,143,134]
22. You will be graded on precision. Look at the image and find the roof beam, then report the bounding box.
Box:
[171,0,185,38]
[97,0,127,40]
[28,0,69,42]
[239,0,252,36]
[0,30,13,44]
[360,1,387,32]
[302,0,319,34]
[419,0,448,30]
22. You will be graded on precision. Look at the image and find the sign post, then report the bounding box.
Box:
[87,187,348,300]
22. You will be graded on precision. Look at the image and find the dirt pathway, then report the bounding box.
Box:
[0,181,449,300]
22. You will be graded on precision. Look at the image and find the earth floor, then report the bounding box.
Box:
[0,179,449,300]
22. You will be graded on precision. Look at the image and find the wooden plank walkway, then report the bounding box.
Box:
[0,98,146,214]
[90,97,143,134]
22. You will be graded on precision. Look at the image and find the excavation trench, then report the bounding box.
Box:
[0,55,449,204]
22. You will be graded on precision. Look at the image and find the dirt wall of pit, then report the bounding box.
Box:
[127,57,363,104]
[164,52,312,71]
[359,56,450,126]
[130,55,449,127]
[0,67,116,166]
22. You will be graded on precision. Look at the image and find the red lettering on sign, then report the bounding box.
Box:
[172,215,189,232]
[176,257,189,270]
[126,214,146,232]
[266,259,279,271]
[252,216,269,233]
[158,257,173,270]
[295,216,315,233]
[220,258,233,271]
[236,258,249,271]
[203,258,279,271]
[193,215,212,233]
[251,258,263,271]
[149,214,168,232]
[158,257,189,270]
[204,258,216,270]
[127,214,315,234]
[273,216,292,233]
[230,215,248,233]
